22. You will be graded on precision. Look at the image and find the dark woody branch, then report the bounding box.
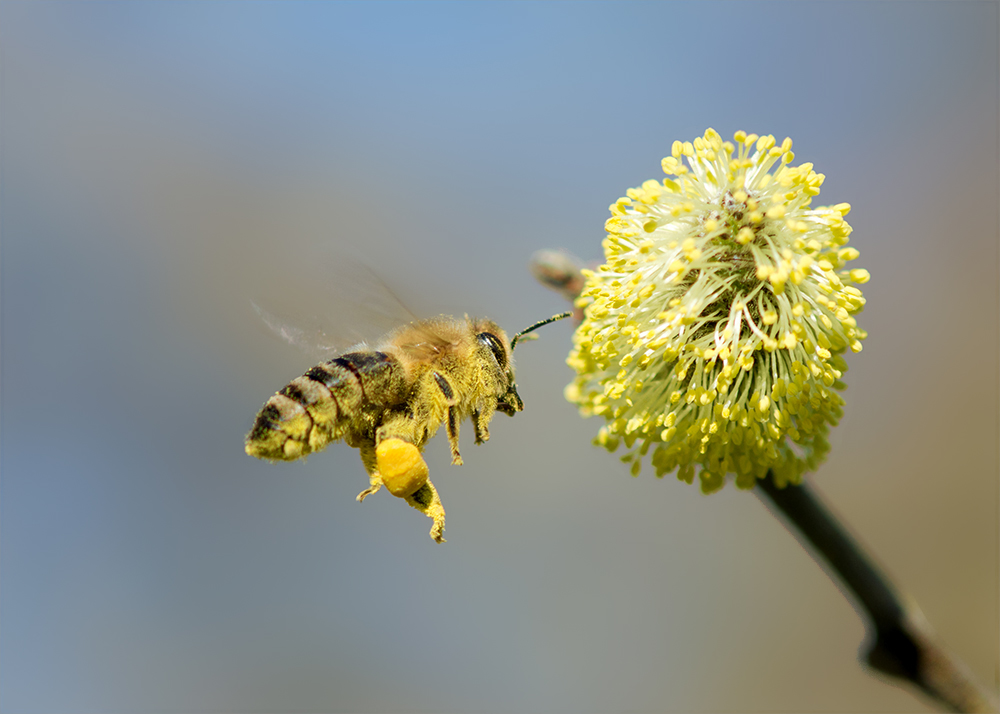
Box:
[756,472,998,713]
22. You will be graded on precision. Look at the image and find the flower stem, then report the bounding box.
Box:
[756,472,998,713]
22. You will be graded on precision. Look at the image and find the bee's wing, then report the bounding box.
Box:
[249,254,419,362]
[250,300,343,358]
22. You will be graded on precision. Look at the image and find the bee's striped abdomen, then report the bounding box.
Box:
[245,351,402,462]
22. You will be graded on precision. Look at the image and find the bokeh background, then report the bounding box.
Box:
[2,2,997,712]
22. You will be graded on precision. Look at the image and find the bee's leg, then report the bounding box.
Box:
[472,411,490,444]
[355,441,383,502]
[404,477,446,543]
[427,370,462,466]
[355,438,444,542]
[446,407,463,466]
[475,399,499,445]
[370,428,445,544]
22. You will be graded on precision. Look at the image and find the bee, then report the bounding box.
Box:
[529,249,587,320]
[245,312,570,542]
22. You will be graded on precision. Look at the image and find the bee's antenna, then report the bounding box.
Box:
[511,312,572,350]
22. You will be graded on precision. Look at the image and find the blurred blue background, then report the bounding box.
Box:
[2,2,996,712]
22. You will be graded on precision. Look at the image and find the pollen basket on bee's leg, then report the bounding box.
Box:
[376,438,430,498]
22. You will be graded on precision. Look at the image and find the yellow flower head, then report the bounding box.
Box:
[566,129,868,493]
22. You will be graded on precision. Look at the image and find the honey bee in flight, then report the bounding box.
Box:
[245,312,570,542]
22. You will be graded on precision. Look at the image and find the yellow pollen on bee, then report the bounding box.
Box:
[376,438,430,499]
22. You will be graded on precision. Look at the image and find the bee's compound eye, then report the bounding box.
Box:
[376,438,429,498]
[477,332,508,371]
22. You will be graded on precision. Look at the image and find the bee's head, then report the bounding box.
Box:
[475,327,523,415]
[476,312,571,416]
